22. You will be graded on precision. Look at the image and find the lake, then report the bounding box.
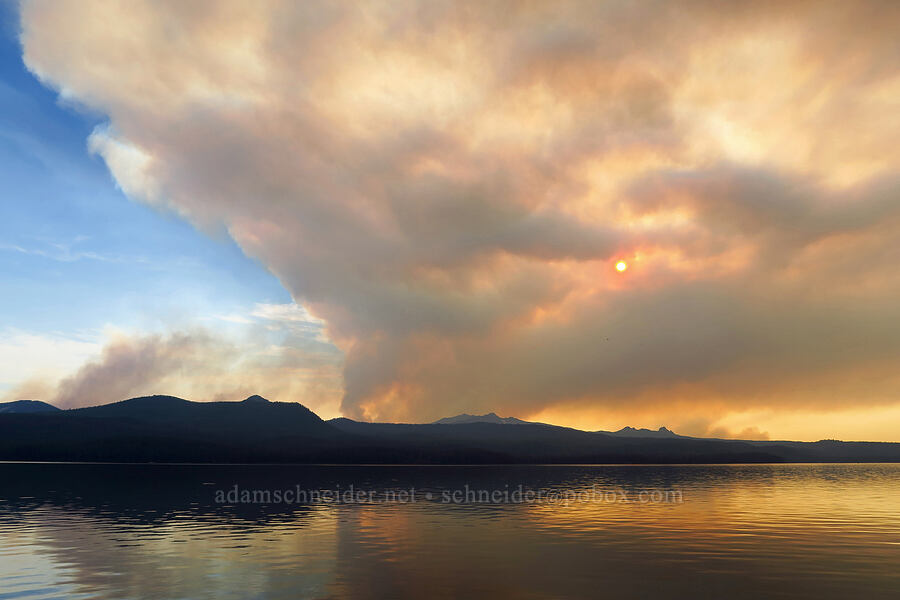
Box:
[1,463,898,599]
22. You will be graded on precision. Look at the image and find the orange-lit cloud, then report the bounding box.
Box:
[18,0,900,439]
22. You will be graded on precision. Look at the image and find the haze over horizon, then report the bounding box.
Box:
[3,1,900,442]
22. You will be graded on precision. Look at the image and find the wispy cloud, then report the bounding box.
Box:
[251,303,323,324]
[0,237,143,263]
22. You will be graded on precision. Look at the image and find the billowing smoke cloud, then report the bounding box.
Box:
[18,1,900,431]
[53,331,220,408]
[48,325,342,411]
[1,304,343,412]
[20,300,343,411]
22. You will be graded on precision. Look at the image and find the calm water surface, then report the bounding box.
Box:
[1,463,898,599]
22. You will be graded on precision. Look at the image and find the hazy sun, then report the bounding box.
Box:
[615,260,628,272]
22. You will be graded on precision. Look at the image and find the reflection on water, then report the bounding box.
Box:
[1,464,899,599]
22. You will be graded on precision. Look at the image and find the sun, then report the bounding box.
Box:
[615,260,628,272]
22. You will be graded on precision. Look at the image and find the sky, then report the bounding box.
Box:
[0,1,342,416]
[2,0,900,441]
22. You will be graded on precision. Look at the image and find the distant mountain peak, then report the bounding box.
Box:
[0,400,60,414]
[242,395,271,404]
[432,412,534,425]
[601,425,683,438]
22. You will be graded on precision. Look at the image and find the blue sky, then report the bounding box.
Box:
[0,3,342,406]
[0,3,290,338]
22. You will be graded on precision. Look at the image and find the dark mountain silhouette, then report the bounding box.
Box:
[0,395,341,463]
[600,426,685,439]
[0,400,60,414]
[433,412,535,425]
[326,417,900,463]
[242,394,271,404]
[1,395,899,463]
[434,415,687,439]
[326,417,789,463]
[71,395,328,437]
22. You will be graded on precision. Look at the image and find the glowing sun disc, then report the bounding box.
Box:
[615,261,628,272]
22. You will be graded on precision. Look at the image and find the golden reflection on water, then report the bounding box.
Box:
[1,464,899,599]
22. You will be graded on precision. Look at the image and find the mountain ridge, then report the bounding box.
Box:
[0,400,60,414]
[432,412,536,425]
[600,426,685,439]
[1,395,898,463]
[432,413,688,439]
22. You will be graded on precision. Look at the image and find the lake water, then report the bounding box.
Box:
[1,463,898,599]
